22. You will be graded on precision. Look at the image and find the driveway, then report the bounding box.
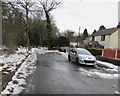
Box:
[22,52,118,94]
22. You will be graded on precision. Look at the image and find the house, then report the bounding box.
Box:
[90,26,120,59]
[91,27,120,49]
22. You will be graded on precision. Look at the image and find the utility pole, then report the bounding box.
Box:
[77,26,81,47]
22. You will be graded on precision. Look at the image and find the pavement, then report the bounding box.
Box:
[22,52,118,94]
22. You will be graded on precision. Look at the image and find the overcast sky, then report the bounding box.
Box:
[51,0,119,35]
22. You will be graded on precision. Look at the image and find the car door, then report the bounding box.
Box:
[69,48,74,61]
[72,49,77,61]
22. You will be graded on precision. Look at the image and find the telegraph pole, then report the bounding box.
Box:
[77,26,81,47]
[79,26,81,46]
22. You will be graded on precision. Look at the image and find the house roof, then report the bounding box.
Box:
[91,27,119,36]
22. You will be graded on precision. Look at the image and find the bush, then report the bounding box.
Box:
[75,45,79,48]
[41,36,70,49]
[58,36,70,47]
[86,48,102,56]
[69,44,74,48]
[6,46,17,54]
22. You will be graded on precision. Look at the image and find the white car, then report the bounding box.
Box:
[68,48,96,65]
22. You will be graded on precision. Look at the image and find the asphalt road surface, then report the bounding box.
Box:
[0,71,2,93]
[22,52,118,94]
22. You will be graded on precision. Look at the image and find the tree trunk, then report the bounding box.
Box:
[25,8,30,51]
[45,11,52,49]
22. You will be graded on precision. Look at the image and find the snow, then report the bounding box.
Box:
[105,68,118,74]
[1,47,29,73]
[0,45,7,51]
[93,72,119,79]
[1,49,37,94]
[0,66,2,71]
[16,47,28,54]
[58,52,68,58]
[31,48,47,54]
[114,91,120,95]
[79,67,119,79]
[97,60,118,69]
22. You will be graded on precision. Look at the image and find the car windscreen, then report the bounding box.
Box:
[77,49,92,55]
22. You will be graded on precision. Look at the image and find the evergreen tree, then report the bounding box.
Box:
[82,29,89,41]
[99,25,106,30]
[117,22,120,28]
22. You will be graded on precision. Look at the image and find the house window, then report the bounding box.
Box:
[101,35,105,41]
[92,36,95,41]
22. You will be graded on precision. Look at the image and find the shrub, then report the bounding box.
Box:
[75,45,79,48]
[6,46,17,54]
[58,36,70,47]
[86,48,102,56]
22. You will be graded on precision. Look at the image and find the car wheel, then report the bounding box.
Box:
[68,55,71,61]
[76,58,79,64]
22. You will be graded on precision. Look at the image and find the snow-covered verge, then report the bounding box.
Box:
[1,49,37,94]
[78,60,119,79]
[58,52,68,58]
[0,47,28,72]
[31,47,59,54]
[96,60,118,69]
[0,45,7,52]
[79,67,119,79]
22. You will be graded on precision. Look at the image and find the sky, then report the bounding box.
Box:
[51,0,119,35]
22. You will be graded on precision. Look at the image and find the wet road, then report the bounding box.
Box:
[0,71,2,92]
[23,52,118,94]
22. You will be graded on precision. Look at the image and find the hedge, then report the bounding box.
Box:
[86,48,102,56]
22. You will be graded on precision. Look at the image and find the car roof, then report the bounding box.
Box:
[74,48,85,50]
[69,47,87,51]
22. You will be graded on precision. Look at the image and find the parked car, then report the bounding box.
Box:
[68,48,96,65]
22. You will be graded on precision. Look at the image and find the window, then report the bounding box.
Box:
[101,35,105,41]
[92,36,95,41]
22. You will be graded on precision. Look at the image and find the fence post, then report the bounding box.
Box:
[102,49,104,57]
[115,49,117,59]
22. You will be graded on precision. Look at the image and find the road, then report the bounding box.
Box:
[22,52,118,94]
[0,71,2,92]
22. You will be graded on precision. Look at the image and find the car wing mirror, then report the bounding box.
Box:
[73,51,77,54]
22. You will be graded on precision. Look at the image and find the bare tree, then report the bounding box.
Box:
[38,0,61,48]
[6,0,35,50]
[16,0,36,50]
